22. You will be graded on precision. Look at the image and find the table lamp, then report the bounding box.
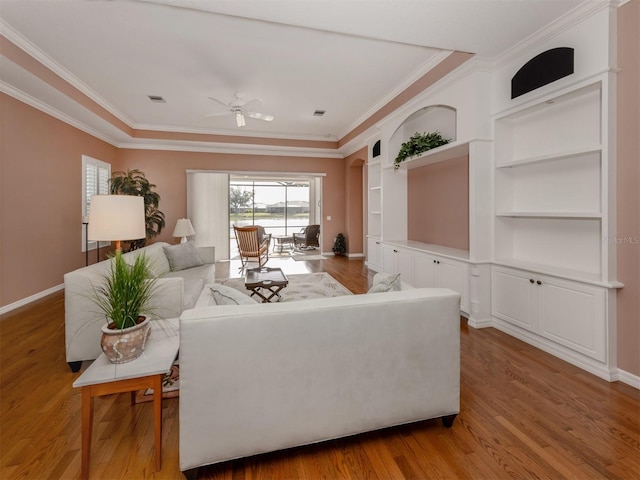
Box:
[87,195,146,253]
[173,218,195,244]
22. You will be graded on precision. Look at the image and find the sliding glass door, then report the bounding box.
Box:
[230,179,310,236]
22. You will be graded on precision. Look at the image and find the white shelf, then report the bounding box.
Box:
[390,141,469,171]
[493,259,622,288]
[496,145,601,169]
[370,186,381,191]
[368,159,381,166]
[383,239,470,262]
[369,211,381,215]
[496,211,601,219]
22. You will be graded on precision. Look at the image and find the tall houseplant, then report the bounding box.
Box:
[394,131,451,170]
[92,251,158,363]
[110,169,165,250]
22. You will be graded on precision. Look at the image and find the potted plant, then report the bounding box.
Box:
[394,131,451,170]
[92,250,158,364]
[110,169,166,251]
[332,233,347,256]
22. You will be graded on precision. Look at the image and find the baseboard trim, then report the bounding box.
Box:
[613,369,640,389]
[0,284,64,316]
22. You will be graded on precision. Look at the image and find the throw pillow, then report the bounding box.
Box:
[163,242,204,272]
[367,273,402,293]
[209,284,257,305]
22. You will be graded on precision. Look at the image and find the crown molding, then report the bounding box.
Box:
[0,81,119,146]
[337,50,453,140]
[116,140,344,159]
[491,0,613,69]
[1,20,136,128]
[133,123,338,143]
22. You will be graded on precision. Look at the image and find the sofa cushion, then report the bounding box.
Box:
[163,242,204,272]
[209,284,257,306]
[368,273,402,293]
[122,242,171,277]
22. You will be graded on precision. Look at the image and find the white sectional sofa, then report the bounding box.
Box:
[64,241,214,371]
[179,286,461,474]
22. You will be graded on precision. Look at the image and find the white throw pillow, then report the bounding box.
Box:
[367,273,402,293]
[210,284,257,305]
[163,242,204,272]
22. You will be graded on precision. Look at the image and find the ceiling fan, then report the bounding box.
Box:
[206,93,274,127]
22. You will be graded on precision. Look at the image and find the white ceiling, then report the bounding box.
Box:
[0,0,587,144]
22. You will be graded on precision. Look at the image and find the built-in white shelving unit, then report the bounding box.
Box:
[493,82,606,281]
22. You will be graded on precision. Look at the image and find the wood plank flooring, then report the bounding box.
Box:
[1,255,638,479]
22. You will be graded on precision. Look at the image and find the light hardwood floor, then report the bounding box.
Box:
[1,255,638,479]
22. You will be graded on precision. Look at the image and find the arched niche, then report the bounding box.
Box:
[389,105,457,164]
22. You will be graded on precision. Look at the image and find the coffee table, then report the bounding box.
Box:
[73,318,179,480]
[245,267,289,302]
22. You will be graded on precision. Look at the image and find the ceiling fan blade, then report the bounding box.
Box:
[208,97,230,109]
[245,111,274,122]
[241,98,262,111]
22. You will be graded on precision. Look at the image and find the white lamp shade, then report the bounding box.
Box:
[172,218,195,238]
[87,195,146,241]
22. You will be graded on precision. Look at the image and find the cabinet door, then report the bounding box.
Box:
[381,244,397,275]
[395,248,414,286]
[439,259,469,312]
[366,238,382,271]
[537,276,606,362]
[492,267,537,330]
[414,253,438,288]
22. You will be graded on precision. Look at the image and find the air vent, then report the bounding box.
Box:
[148,95,166,103]
[313,110,326,116]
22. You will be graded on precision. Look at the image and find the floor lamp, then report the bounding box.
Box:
[87,195,146,254]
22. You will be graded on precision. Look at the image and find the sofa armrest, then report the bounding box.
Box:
[195,245,215,264]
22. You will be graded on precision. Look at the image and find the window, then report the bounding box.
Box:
[82,155,110,251]
[229,178,311,236]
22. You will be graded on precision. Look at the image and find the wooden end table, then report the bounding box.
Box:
[245,267,289,302]
[72,318,179,480]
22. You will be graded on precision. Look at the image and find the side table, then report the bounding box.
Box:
[73,318,179,480]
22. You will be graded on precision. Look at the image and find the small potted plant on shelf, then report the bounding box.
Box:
[91,251,159,364]
[394,131,451,170]
[332,233,347,256]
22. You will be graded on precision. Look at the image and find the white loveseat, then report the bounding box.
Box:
[179,287,460,474]
[64,241,214,371]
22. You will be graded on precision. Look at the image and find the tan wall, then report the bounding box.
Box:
[407,156,470,251]
[115,149,346,253]
[0,93,118,306]
[343,148,366,254]
[616,0,640,377]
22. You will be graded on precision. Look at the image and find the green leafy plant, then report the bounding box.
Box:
[394,131,451,170]
[332,233,347,255]
[92,251,158,329]
[110,169,165,250]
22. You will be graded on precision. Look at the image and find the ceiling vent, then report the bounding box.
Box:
[148,95,166,103]
[313,110,326,117]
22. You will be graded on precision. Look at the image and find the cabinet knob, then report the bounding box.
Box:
[434,260,437,264]
[393,249,398,253]
[530,279,535,283]
[537,280,542,285]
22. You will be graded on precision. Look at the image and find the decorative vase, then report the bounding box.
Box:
[100,316,151,364]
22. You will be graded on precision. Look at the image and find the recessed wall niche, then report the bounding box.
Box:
[389,105,457,166]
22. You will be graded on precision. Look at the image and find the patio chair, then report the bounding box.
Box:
[233,225,270,268]
[293,224,320,250]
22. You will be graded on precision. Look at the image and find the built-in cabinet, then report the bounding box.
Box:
[493,265,607,363]
[490,76,619,379]
[363,43,620,380]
